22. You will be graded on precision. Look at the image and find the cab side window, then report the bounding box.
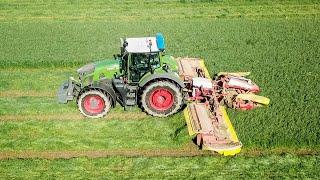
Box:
[129,53,160,82]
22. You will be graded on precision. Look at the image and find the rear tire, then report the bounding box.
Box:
[141,81,183,117]
[78,90,111,118]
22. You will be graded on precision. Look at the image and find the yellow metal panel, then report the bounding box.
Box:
[203,144,242,156]
[237,94,270,105]
[199,59,211,78]
[183,60,244,156]
[217,72,251,77]
[216,147,242,156]
[220,106,239,142]
[183,105,197,136]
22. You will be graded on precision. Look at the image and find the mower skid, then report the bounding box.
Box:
[57,78,75,104]
[183,103,242,156]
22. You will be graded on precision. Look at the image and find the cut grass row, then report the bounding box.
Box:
[0,147,208,160]
[0,147,319,160]
[0,112,147,122]
[0,117,320,155]
[0,155,319,179]
[0,112,189,151]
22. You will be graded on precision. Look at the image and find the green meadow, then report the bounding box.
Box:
[0,0,319,178]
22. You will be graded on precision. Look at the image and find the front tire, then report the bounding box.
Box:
[78,90,111,118]
[141,81,183,117]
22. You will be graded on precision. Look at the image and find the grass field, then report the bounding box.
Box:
[1,155,319,179]
[0,0,319,178]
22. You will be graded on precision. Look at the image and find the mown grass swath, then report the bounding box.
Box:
[0,114,189,151]
[0,155,319,179]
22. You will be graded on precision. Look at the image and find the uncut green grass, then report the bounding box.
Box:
[0,155,319,179]
[0,69,73,93]
[1,18,320,68]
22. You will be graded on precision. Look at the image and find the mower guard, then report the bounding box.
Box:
[57,78,75,104]
[184,103,242,156]
[217,72,251,77]
[236,94,270,106]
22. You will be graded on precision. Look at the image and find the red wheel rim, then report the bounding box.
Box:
[83,95,105,114]
[149,88,174,111]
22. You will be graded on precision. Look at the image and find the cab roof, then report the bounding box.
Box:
[124,37,160,53]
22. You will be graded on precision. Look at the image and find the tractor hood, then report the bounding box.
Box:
[77,59,119,81]
[94,59,119,72]
[77,59,119,74]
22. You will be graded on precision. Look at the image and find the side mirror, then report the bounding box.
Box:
[119,59,123,74]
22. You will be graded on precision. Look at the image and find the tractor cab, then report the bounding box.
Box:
[117,34,165,83]
[129,52,160,82]
[110,33,172,107]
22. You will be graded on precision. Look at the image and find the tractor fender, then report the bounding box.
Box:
[139,72,185,89]
[88,79,117,107]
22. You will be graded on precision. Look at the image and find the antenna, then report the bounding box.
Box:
[148,38,153,74]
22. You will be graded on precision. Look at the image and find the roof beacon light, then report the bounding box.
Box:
[156,33,165,51]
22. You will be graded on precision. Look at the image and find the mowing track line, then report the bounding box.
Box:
[0,91,55,97]
[0,112,148,121]
[0,148,318,160]
[0,149,211,160]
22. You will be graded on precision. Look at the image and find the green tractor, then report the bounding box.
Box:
[58,33,270,155]
[58,33,184,118]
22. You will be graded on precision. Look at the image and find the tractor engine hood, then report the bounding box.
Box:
[77,59,120,83]
[77,59,119,76]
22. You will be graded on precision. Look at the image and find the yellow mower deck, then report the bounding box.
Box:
[184,103,242,156]
[177,57,242,156]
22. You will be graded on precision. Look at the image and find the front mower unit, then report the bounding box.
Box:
[58,33,269,156]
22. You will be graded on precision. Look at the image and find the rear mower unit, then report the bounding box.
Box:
[58,33,269,156]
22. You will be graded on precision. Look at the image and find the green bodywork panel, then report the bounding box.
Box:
[160,55,179,72]
[84,59,119,82]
